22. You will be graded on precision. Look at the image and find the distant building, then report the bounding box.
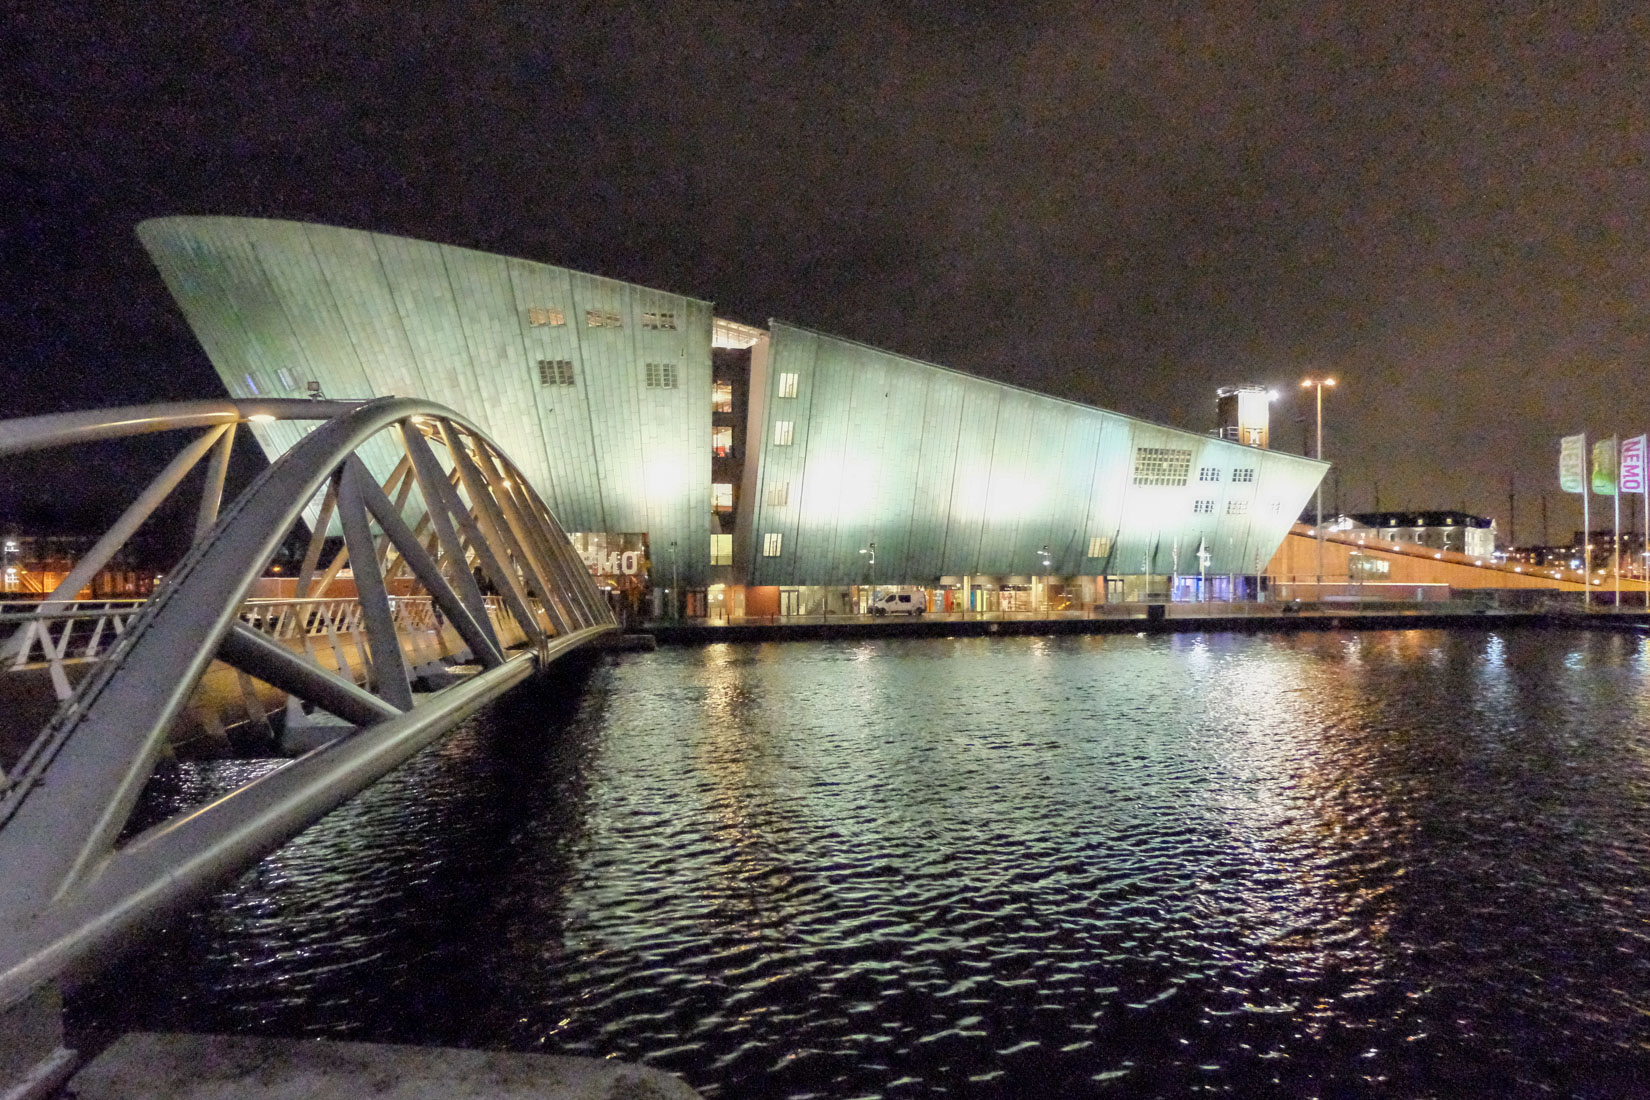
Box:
[1329,511,1497,559]
[0,532,159,598]
[1561,530,1650,575]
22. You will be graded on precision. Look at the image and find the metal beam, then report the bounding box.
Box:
[0,400,427,916]
[217,623,401,729]
[28,426,228,618]
[399,423,507,649]
[0,396,616,1019]
[0,635,600,1009]
[440,420,566,635]
[412,434,544,646]
[193,423,237,543]
[336,463,414,710]
[348,456,502,669]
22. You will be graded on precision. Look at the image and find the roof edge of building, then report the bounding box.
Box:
[135,215,717,308]
[765,318,1330,467]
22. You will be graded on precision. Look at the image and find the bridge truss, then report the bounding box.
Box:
[0,398,614,1093]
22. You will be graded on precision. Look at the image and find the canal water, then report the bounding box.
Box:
[75,630,1650,1097]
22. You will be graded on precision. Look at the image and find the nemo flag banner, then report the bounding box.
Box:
[1621,435,1647,494]
[1559,434,1587,493]
[1593,437,1618,495]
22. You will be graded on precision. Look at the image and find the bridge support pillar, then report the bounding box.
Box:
[1,983,77,1100]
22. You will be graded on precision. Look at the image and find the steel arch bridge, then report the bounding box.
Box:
[0,397,615,1093]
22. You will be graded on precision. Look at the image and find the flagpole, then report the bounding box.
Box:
[1613,436,1622,607]
[1583,432,1591,609]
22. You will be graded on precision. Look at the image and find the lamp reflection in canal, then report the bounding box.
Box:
[1186,634,1401,1001]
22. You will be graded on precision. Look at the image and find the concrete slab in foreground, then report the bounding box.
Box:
[66,1033,703,1100]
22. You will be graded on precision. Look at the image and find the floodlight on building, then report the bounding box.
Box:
[247,414,276,423]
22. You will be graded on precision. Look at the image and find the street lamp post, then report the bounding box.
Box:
[669,539,679,621]
[1039,544,1052,613]
[859,541,876,612]
[1301,377,1336,594]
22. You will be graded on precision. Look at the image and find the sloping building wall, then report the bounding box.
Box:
[745,323,1328,585]
[138,216,716,586]
[139,216,1327,595]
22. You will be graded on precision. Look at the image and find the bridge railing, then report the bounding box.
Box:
[0,397,614,1086]
[0,592,543,706]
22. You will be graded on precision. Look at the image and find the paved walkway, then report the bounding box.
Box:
[69,1033,701,1100]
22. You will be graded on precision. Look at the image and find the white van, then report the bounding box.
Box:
[870,591,925,616]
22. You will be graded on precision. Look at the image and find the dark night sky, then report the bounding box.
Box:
[6,1,1650,543]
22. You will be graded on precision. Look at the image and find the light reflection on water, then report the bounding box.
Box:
[77,630,1650,1097]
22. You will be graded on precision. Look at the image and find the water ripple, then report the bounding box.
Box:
[74,630,1650,1097]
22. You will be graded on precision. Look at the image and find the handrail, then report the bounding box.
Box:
[0,397,614,1020]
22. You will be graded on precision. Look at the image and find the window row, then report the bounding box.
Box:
[1132,447,1192,487]
[537,359,574,386]
[534,360,687,388]
[1191,498,1283,515]
[527,307,679,330]
[1179,459,1261,486]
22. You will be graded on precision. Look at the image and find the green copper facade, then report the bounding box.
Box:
[139,216,1327,594]
[140,216,714,585]
[744,323,1323,584]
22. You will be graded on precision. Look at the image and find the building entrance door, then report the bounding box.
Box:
[780,588,801,616]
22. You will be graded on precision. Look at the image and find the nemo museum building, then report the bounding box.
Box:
[139,216,1327,619]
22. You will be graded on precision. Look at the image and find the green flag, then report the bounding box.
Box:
[1593,437,1618,495]
[1560,434,1586,493]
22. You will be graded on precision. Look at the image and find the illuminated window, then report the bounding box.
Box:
[537,359,574,386]
[712,426,733,457]
[1232,468,1256,483]
[527,307,565,327]
[641,311,676,329]
[1226,500,1249,515]
[1132,447,1192,487]
[586,309,622,328]
[242,373,261,396]
[712,483,733,512]
[1198,467,1220,482]
[766,482,789,507]
[762,532,783,557]
[276,368,296,390]
[712,381,733,412]
[711,534,733,565]
[645,362,678,388]
[1194,499,1214,514]
[773,420,795,446]
[1086,536,1111,558]
[776,372,799,398]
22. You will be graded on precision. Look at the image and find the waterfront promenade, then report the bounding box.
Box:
[644,599,1648,644]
